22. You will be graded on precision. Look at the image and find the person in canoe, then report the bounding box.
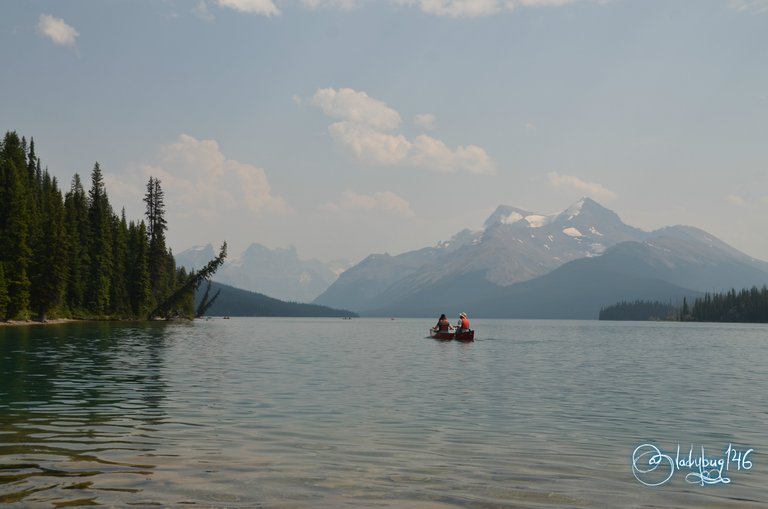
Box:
[457,312,470,333]
[435,313,453,332]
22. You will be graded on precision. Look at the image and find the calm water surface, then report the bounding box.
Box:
[1,318,766,508]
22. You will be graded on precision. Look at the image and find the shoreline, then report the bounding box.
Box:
[1,317,196,327]
[0,318,84,327]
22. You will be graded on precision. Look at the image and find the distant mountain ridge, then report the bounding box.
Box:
[197,282,356,317]
[314,198,768,318]
[176,243,352,303]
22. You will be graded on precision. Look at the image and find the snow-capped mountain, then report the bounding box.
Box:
[315,198,644,310]
[314,198,768,316]
[175,244,217,272]
[176,243,352,303]
[468,224,768,319]
[454,197,647,285]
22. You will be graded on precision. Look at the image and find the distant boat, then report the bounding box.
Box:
[429,327,474,342]
[223,316,230,320]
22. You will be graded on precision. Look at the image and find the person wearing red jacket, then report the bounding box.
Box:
[457,312,470,332]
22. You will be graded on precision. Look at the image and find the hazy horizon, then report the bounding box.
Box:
[3,0,767,263]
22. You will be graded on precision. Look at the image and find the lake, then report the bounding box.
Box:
[1,318,766,508]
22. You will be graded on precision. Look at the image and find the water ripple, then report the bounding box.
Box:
[1,319,767,507]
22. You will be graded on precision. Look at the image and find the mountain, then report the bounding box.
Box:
[175,244,216,272]
[465,227,768,319]
[314,198,768,318]
[177,243,353,303]
[608,225,768,291]
[197,281,356,317]
[315,198,646,311]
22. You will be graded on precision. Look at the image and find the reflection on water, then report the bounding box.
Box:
[0,322,167,506]
[1,318,767,507]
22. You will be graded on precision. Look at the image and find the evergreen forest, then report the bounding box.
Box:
[0,130,224,322]
[600,287,768,323]
[598,300,678,321]
[689,286,768,323]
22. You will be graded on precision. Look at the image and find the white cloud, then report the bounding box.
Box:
[112,134,289,224]
[411,134,495,174]
[210,0,609,17]
[103,135,293,256]
[208,0,610,18]
[193,0,216,20]
[328,122,411,165]
[414,113,436,130]
[396,0,601,17]
[103,173,143,201]
[728,0,768,13]
[311,88,401,131]
[516,0,596,6]
[727,194,747,206]
[407,0,503,17]
[547,172,617,201]
[312,88,495,175]
[321,190,414,216]
[216,0,281,16]
[303,0,363,9]
[159,134,289,214]
[37,14,79,47]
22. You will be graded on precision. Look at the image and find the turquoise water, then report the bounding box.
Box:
[1,318,766,507]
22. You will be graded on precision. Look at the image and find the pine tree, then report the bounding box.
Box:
[0,264,8,318]
[126,221,151,317]
[85,162,113,314]
[165,248,177,306]
[63,174,91,314]
[25,138,42,229]
[24,140,45,316]
[109,209,130,316]
[26,138,36,177]
[144,177,169,307]
[0,132,32,319]
[29,172,68,321]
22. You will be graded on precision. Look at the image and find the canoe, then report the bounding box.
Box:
[429,328,475,342]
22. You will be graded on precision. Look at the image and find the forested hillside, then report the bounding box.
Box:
[198,281,357,318]
[599,300,678,321]
[690,286,768,323]
[599,286,768,323]
[0,130,220,322]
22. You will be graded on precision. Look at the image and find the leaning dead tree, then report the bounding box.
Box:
[195,280,221,318]
[148,242,227,320]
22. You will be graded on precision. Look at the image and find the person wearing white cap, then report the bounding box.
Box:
[457,312,470,333]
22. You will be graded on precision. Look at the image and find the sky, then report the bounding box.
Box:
[2,0,767,264]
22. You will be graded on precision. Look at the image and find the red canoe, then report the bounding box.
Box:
[429,328,475,342]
